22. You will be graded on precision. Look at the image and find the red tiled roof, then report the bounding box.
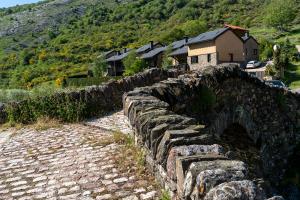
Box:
[224,24,248,31]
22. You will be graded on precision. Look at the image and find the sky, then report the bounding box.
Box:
[0,0,42,8]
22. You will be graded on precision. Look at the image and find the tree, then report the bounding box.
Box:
[161,28,185,43]
[264,0,296,31]
[92,55,107,77]
[123,51,147,76]
[162,45,173,69]
[181,19,207,37]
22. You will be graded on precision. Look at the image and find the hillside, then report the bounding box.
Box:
[0,0,299,89]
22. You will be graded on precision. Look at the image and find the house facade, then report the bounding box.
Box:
[187,27,259,71]
[103,25,259,76]
[243,35,259,62]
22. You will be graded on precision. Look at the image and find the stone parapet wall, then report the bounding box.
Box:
[123,64,300,199]
[0,68,180,124]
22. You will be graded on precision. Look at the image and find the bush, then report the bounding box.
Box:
[92,55,107,77]
[0,89,30,103]
[6,92,87,124]
[123,51,147,76]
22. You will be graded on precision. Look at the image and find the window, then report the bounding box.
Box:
[191,56,198,64]
[253,49,258,55]
[245,48,248,55]
[207,54,211,62]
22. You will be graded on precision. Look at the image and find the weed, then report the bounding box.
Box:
[30,116,62,131]
[160,190,171,200]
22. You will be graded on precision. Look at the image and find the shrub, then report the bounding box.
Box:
[6,92,87,124]
[123,51,147,76]
[92,55,107,77]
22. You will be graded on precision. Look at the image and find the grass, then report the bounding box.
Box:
[283,62,300,89]
[160,190,171,200]
[30,116,62,131]
[0,116,62,132]
[112,131,147,176]
[251,25,300,45]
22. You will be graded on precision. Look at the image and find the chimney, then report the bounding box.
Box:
[123,48,127,53]
[117,50,121,55]
[184,36,188,43]
[150,41,154,50]
[245,32,249,38]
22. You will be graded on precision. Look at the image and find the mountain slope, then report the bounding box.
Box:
[0,0,299,88]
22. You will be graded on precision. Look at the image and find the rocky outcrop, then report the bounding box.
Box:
[123,64,300,199]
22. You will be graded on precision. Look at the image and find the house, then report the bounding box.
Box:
[106,48,131,76]
[242,34,259,62]
[141,37,190,69]
[186,27,259,70]
[141,46,167,68]
[169,37,190,70]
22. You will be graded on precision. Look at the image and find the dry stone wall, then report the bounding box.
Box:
[123,64,300,200]
[0,68,180,124]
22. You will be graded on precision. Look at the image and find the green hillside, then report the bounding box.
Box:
[0,0,299,89]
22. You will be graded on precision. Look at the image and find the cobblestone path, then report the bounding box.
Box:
[0,111,159,200]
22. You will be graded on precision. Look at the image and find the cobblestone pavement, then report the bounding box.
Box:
[0,112,159,200]
[85,110,133,134]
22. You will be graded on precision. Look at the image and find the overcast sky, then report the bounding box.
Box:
[0,0,41,8]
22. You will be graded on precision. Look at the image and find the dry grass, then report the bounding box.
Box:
[0,116,62,132]
[30,116,62,131]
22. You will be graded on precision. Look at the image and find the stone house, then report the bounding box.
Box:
[187,27,259,70]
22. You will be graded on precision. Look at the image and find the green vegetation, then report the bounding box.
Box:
[283,62,300,89]
[0,0,299,92]
[160,190,171,200]
[264,0,297,31]
[92,55,107,77]
[123,51,147,76]
[162,45,173,69]
[6,91,87,124]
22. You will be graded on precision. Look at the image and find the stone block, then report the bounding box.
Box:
[182,160,247,199]
[204,180,265,200]
[175,154,227,196]
[167,144,224,181]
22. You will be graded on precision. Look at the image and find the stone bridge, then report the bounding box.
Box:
[123,64,300,200]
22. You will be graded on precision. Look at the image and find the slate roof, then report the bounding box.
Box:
[136,42,160,53]
[241,35,259,44]
[103,50,115,56]
[169,46,188,56]
[171,38,189,49]
[106,51,131,62]
[187,28,229,45]
[141,46,167,59]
